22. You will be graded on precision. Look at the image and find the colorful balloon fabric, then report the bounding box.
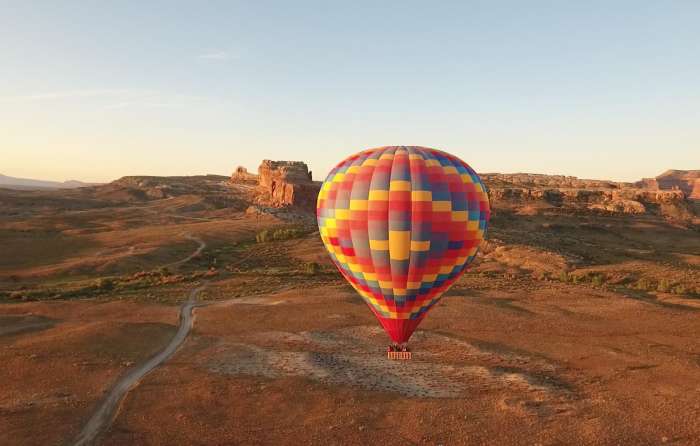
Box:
[317,146,491,343]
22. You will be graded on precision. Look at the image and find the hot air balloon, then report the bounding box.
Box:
[317,146,490,353]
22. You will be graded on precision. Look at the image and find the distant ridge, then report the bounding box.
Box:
[0,173,101,190]
[647,169,699,199]
[657,169,700,177]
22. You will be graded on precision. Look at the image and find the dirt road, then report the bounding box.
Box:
[72,284,207,446]
[72,235,208,446]
[164,234,206,268]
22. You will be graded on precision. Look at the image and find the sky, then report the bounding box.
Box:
[1,1,698,183]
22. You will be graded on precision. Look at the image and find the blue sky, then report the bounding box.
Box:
[2,1,698,182]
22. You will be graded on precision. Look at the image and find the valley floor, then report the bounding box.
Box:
[1,182,699,445]
[1,279,699,446]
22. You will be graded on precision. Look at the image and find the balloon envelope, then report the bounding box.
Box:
[317,146,490,343]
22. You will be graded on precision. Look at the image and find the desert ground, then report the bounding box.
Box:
[1,171,699,445]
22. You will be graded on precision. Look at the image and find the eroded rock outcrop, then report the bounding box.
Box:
[654,170,700,199]
[229,161,696,222]
[258,160,319,209]
[230,160,320,210]
[231,166,257,184]
[484,172,695,221]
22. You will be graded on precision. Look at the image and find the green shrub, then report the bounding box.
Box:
[95,278,115,290]
[255,230,269,243]
[9,291,25,300]
[591,274,605,287]
[157,266,171,276]
[635,278,653,291]
[657,279,672,293]
[558,271,569,283]
[672,284,686,295]
[302,262,321,274]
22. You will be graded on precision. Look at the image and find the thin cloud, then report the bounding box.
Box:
[198,50,230,60]
[25,89,154,100]
[103,101,180,110]
[13,88,210,110]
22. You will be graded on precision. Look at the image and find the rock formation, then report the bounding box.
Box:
[231,167,257,184]
[229,161,697,223]
[484,172,695,221]
[231,160,320,210]
[647,170,700,199]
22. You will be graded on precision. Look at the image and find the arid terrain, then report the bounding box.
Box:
[1,162,699,445]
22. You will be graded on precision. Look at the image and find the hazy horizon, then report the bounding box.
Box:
[2,1,699,183]
[0,163,696,185]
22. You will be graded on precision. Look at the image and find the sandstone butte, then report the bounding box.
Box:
[233,160,321,211]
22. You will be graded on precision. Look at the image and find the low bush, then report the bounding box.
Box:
[302,262,321,274]
[657,279,672,293]
[95,278,115,291]
[9,291,25,300]
[672,284,686,295]
[157,266,171,276]
[591,274,605,287]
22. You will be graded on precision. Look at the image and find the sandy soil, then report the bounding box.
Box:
[0,299,180,445]
[86,284,700,446]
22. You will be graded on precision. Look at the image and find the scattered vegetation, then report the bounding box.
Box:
[255,226,306,243]
[672,284,686,295]
[2,268,214,302]
[548,269,693,293]
[635,278,653,291]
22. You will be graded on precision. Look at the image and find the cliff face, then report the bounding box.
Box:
[635,170,700,199]
[231,160,320,210]
[654,170,700,199]
[229,162,697,223]
[258,161,312,187]
[483,172,696,222]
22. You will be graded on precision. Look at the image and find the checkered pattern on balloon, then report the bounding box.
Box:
[317,146,490,343]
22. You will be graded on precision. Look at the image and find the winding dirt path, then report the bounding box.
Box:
[72,235,207,446]
[163,234,206,268]
[73,284,207,446]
